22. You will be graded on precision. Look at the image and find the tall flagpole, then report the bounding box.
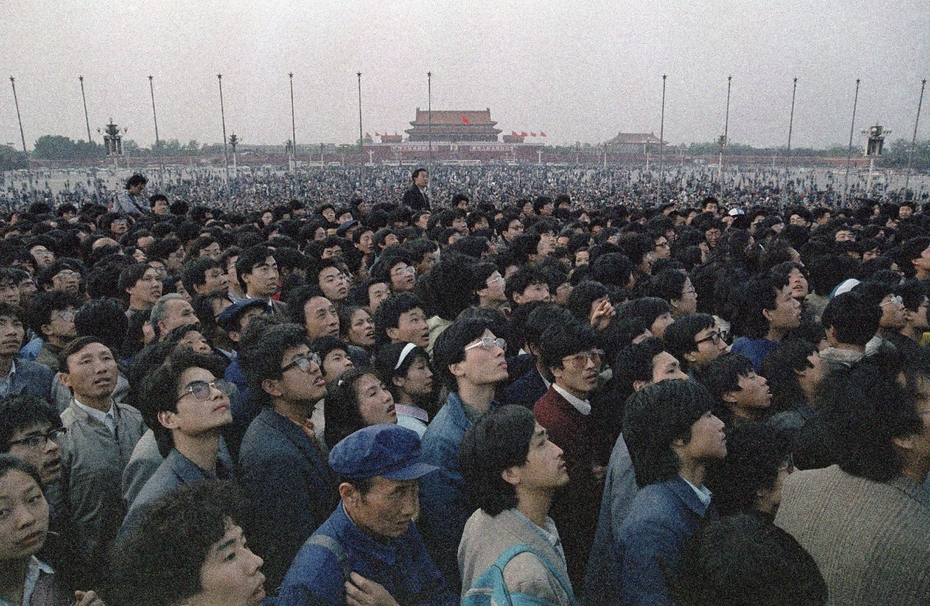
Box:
[905,79,926,194]
[10,77,27,157]
[657,74,667,206]
[358,72,364,196]
[427,71,433,202]
[718,75,732,197]
[844,79,861,205]
[79,76,92,143]
[148,75,160,151]
[288,72,297,171]
[218,74,230,198]
[784,77,798,204]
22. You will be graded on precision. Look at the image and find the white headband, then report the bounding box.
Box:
[394,342,418,371]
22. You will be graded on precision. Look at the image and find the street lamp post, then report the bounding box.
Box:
[719,75,732,198]
[784,77,798,204]
[657,74,667,206]
[843,79,861,205]
[905,79,927,194]
[427,72,432,191]
[289,73,297,172]
[148,75,160,153]
[79,76,92,143]
[218,74,230,198]
[9,76,32,192]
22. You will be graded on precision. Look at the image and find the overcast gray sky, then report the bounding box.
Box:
[2,0,928,151]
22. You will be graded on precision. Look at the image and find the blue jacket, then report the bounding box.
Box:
[418,392,497,590]
[120,448,231,539]
[616,476,716,606]
[277,503,455,606]
[500,366,548,410]
[239,407,339,592]
[3,358,54,402]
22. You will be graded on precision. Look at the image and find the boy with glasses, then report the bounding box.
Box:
[533,322,604,590]
[120,348,234,537]
[419,318,509,590]
[237,321,338,591]
[664,313,729,376]
[29,291,80,373]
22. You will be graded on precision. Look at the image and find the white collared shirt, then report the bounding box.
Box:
[681,476,713,507]
[74,398,116,435]
[552,384,591,415]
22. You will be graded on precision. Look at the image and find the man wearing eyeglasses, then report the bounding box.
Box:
[30,291,80,374]
[419,318,509,591]
[238,321,339,592]
[119,348,234,538]
[532,322,604,591]
[0,393,81,589]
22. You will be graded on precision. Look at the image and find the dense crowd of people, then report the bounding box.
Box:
[1,160,920,214]
[0,165,929,605]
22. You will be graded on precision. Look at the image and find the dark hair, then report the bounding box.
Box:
[285,283,328,327]
[591,252,633,288]
[57,335,109,375]
[504,266,548,305]
[0,395,61,454]
[323,369,384,448]
[141,348,227,457]
[538,322,598,372]
[118,263,155,303]
[234,245,275,292]
[27,290,78,339]
[664,313,716,371]
[894,236,930,278]
[623,379,716,487]
[373,342,430,400]
[0,453,43,490]
[820,291,880,346]
[76,297,129,353]
[180,257,222,296]
[411,167,427,181]
[373,292,424,349]
[672,514,828,606]
[611,337,669,400]
[693,353,756,425]
[432,318,493,392]
[566,281,609,325]
[818,351,927,481]
[238,321,307,408]
[646,269,690,307]
[731,273,788,339]
[106,481,246,606]
[125,173,148,190]
[704,423,791,516]
[459,405,536,516]
[617,297,672,330]
[760,340,819,414]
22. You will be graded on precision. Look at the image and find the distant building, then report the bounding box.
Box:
[405,109,502,142]
[606,132,663,154]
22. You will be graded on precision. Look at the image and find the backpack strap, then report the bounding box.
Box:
[490,543,577,604]
[304,533,353,580]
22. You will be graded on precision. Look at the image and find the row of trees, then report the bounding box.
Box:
[12,134,930,171]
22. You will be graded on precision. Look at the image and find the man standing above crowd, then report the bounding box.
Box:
[403,168,431,210]
[113,173,149,216]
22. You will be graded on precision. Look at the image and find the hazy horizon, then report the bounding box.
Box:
[3,1,928,151]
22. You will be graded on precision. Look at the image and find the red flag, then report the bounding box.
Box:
[531,132,536,137]
[365,132,371,138]
[375,132,380,137]
[540,132,547,137]
[511,131,518,137]
[461,114,470,125]
[521,131,528,137]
